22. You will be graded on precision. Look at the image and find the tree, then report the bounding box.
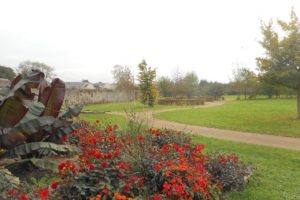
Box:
[0,65,16,80]
[137,60,157,107]
[198,79,209,96]
[112,65,135,99]
[158,76,174,97]
[232,67,257,99]
[171,69,185,97]
[183,72,199,97]
[17,61,56,82]
[207,82,224,99]
[257,9,300,118]
[232,67,243,98]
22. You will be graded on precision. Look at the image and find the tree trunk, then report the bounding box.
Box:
[297,90,300,119]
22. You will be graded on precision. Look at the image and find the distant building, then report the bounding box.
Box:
[102,83,117,90]
[65,82,96,90]
[93,81,105,88]
[93,82,116,90]
[0,78,10,88]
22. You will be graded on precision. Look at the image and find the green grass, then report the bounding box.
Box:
[192,135,300,200]
[84,101,187,112]
[156,99,300,137]
[80,113,128,129]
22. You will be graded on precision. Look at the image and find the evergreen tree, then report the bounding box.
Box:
[137,60,157,107]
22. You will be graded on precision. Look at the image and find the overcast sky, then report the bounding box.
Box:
[0,0,299,83]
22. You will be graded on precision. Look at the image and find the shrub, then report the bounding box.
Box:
[7,121,252,200]
[205,153,253,192]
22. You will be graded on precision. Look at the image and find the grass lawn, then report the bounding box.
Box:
[156,99,300,137]
[84,101,188,112]
[192,135,300,200]
[80,113,128,128]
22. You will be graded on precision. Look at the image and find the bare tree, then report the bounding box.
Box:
[112,65,135,99]
[17,60,56,82]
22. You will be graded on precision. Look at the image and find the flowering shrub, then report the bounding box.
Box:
[6,120,252,200]
[206,154,253,192]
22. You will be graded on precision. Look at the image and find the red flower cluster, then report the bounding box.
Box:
[219,155,239,163]
[9,120,245,199]
[58,160,78,176]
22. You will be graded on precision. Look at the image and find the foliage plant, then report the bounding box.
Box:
[0,70,82,197]
[137,60,158,107]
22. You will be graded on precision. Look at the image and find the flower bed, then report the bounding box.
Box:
[5,121,252,200]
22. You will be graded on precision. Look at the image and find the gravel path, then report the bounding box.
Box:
[109,101,300,151]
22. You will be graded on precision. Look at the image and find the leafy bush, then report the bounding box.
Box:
[206,153,253,192]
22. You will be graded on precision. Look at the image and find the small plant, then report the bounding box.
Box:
[206,153,253,192]
[0,70,82,197]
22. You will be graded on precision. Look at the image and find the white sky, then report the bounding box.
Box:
[0,0,299,83]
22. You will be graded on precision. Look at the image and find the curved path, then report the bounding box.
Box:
[110,102,300,151]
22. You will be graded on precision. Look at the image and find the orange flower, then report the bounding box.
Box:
[114,192,127,200]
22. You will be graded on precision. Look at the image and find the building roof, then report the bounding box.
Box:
[65,82,96,90]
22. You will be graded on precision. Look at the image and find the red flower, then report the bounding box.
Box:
[161,145,169,152]
[18,194,29,200]
[96,119,100,123]
[102,188,109,196]
[7,188,17,196]
[114,150,120,156]
[137,136,144,142]
[36,188,49,200]
[89,164,95,170]
[119,162,126,169]
[217,181,223,190]
[165,171,170,177]
[51,182,59,189]
[187,174,193,183]
[94,151,102,159]
[163,181,170,190]
[106,126,113,132]
[102,161,108,168]
[177,177,182,183]
[219,156,226,163]
[61,135,68,142]
[153,193,163,200]
[154,164,161,171]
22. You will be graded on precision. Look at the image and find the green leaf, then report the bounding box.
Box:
[16,101,45,125]
[4,142,79,158]
[15,116,55,135]
[4,158,59,173]
[59,104,84,119]
[28,158,59,172]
